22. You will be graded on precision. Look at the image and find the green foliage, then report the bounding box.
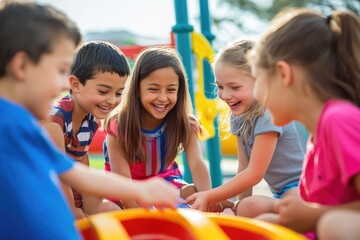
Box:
[218,0,359,28]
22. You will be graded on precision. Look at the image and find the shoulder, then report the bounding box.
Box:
[52,95,74,113]
[321,99,360,123]
[106,118,119,136]
[0,98,26,115]
[50,96,74,125]
[229,114,243,135]
[0,98,37,131]
[318,100,360,171]
[320,99,360,136]
[254,110,283,135]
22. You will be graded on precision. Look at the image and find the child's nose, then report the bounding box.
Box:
[107,95,117,105]
[158,91,167,101]
[221,89,231,99]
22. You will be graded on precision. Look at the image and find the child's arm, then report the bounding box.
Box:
[106,134,138,208]
[59,163,179,209]
[232,138,252,211]
[185,129,212,193]
[186,131,278,211]
[42,122,86,219]
[236,137,252,200]
[276,174,360,233]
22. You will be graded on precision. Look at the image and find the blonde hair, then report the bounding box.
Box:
[214,40,265,142]
[251,8,360,106]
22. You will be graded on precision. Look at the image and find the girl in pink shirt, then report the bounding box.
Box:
[249,8,360,239]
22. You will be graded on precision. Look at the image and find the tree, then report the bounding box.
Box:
[214,0,360,31]
[210,0,359,45]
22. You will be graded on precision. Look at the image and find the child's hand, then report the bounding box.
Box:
[231,200,241,214]
[209,202,224,213]
[73,207,87,219]
[184,191,211,212]
[135,178,179,209]
[275,191,317,232]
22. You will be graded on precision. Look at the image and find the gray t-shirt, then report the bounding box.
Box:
[230,110,304,193]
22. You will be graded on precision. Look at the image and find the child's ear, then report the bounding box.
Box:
[276,60,293,87]
[69,75,80,93]
[7,52,29,81]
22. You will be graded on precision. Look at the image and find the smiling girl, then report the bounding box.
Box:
[185,40,304,216]
[104,47,223,211]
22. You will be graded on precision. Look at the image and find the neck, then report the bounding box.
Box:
[293,98,324,139]
[0,78,26,106]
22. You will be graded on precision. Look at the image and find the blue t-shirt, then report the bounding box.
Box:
[0,98,80,239]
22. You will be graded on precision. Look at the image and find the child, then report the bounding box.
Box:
[42,40,130,218]
[248,8,360,237]
[104,47,222,211]
[0,2,178,239]
[185,40,304,216]
[317,209,360,240]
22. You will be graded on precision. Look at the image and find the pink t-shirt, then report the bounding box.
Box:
[300,99,360,205]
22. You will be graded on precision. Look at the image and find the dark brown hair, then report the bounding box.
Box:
[252,8,360,106]
[0,1,81,77]
[105,47,200,165]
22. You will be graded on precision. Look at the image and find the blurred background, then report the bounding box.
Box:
[35,0,358,50]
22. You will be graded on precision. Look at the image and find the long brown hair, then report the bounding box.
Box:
[105,47,199,165]
[252,8,360,106]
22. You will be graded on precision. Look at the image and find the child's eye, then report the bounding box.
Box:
[217,85,223,90]
[116,92,122,97]
[98,90,107,95]
[168,88,177,93]
[148,88,158,92]
[232,86,240,90]
[59,69,68,75]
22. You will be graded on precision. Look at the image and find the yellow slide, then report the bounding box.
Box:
[77,209,306,240]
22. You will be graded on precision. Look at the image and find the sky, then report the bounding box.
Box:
[36,0,264,48]
[36,0,219,40]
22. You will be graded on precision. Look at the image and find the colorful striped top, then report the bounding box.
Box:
[105,120,187,188]
[50,95,99,161]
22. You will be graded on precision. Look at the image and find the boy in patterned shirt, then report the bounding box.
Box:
[43,41,130,218]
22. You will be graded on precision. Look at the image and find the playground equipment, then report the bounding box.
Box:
[192,31,217,139]
[88,30,238,156]
[88,4,237,191]
[190,31,237,155]
[77,208,307,240]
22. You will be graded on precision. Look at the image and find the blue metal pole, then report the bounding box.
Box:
[172,0,194,182]
[199,0,222,187]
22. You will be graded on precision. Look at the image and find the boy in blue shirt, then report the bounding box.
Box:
[0,2,178,239]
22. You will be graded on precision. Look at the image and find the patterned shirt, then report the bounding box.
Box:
[50,95,99,161]
[105,120,187,188]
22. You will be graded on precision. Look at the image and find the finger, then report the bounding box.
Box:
[184,195,195,204]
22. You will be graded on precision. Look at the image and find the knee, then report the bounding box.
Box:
[317,211,342,240]
[236,197,261,217]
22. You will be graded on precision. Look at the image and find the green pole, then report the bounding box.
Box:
[199,0,223,187]
[172,0,194,182]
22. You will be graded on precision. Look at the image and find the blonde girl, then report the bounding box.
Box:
[186,40,304,217]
